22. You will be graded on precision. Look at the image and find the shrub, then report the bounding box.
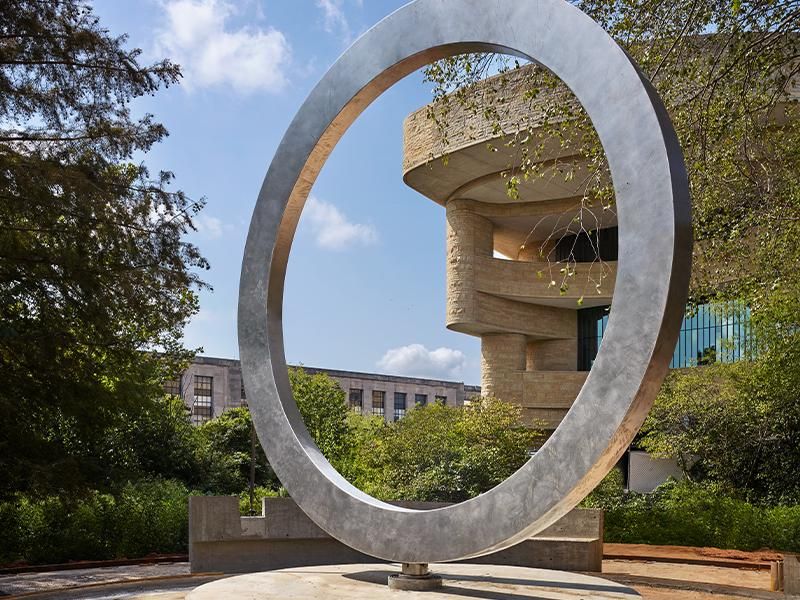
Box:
[237,486,286,515]
[0,478,191,565]
[114,479,190,557]
[585,477,800,552]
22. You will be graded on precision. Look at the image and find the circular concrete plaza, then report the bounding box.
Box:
[186,564,640,600]
[0,557,777,599]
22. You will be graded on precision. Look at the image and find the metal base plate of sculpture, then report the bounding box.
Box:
[236,0,691,587]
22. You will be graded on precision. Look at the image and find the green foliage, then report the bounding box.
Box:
[289,368,351,468]
[582,467,626,511]
[195,407,278,495]
[640,363,800,503]
[0,479,191,565]
[103,395,204,487]
[586,478,800,553]
[349,398,543,502]
[112,479,191,559]
[422,0,800,507]
[0,0,208,497]
[237,486,287,515]
[337,411,388,484]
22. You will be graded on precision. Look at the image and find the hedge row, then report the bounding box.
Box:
[3,476,800,566]
[0,479,190,565]
[585,473,800,553]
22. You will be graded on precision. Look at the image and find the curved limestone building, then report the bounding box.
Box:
[402,67,618,430]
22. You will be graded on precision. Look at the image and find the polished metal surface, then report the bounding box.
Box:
[238,0,691,564]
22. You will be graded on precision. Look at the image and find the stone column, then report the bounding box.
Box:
[481,333,527,403]
[445,202,493,332]
[526,337,578,371]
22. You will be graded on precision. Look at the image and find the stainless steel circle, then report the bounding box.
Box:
[238,0,691,564]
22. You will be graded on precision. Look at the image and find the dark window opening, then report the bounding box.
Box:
[555,227,618,263]
[394,392,407,421]
[349,389,363,413]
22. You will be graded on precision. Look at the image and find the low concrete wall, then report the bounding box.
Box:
[785,553,800,597]
[189,497,603,574]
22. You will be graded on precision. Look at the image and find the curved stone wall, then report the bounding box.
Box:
[405,64,616,430]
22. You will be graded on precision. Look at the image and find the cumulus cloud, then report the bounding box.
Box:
[377,344,467,380]
[303,195,377,250]
[156,0,290,93]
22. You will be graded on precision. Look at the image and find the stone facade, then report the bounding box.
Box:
[404,66,615,429]
[170,356,481,426]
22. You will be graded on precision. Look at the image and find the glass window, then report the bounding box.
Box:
[372,390,385,416]
[240,381,248,407]
[349,389,363,413]
[577,301,752,371]
[415,394,427,407]
[394,392,407,421]
[577,305,610,371]
[435,395,447,405]
[670,302,751,368]
[192,375,213,425]
[164,378,181,397]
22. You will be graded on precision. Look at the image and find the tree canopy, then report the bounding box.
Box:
[640,359,800,503]
[349,398,543,502]
[423,1,800,309]
[289,368,352,468]
[0,0,208,497]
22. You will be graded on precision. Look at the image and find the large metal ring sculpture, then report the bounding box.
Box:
[238,0,691,564]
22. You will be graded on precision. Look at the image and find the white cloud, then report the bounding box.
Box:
[303,195,377,250]
[377,344,467,380]
[316,0,350,40]
[156,0,290,93]
[194,214,225,239]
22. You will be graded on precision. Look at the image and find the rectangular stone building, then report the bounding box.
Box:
[166,355,481,426]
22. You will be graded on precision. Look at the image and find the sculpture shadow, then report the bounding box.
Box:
[342,569,640,599]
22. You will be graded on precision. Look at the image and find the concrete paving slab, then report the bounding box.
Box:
[186,563,641,599]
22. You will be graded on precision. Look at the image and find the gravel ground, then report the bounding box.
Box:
[0,562,190,596]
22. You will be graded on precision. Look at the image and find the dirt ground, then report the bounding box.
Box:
[634,587,764,600]
[603,559,770,589]
[604,543,781,566]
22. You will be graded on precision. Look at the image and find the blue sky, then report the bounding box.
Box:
[92,0,482,384]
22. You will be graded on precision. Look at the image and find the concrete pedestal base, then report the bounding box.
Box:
[186,563,640,599]
[388,573,443,590]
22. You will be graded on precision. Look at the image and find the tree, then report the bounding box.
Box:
[108,395,204,487]
[196,407,278,495]
[639,361,800,503]
[189,369,350,495]
[0,0,208,497]
[351,398,543,502]
[289,367,351,468]
[423,2,800,306]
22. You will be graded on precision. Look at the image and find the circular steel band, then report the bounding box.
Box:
[238,0,691,563]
